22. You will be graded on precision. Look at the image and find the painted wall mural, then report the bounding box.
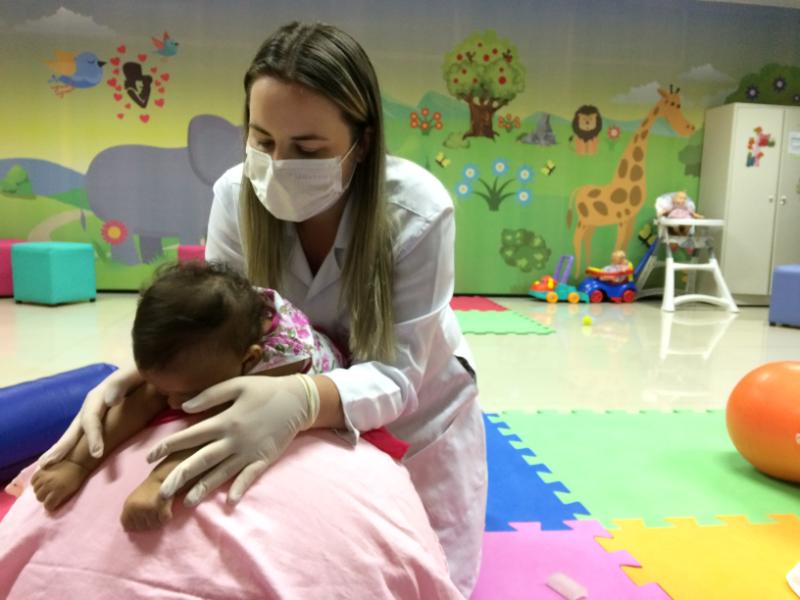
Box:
[1,1,798,293]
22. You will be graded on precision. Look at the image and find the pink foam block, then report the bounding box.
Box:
[177,244,206,264]
[450,296,508,312]
[0,240,25,297]
[472,520,669,600]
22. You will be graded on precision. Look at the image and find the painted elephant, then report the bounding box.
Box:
[86,114,242,264]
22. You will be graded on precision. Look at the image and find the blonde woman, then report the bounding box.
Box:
[40,22,487,595]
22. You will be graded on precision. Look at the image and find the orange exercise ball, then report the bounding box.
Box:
[726,361,800,482]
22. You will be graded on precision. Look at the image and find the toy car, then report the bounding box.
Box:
[529,256,589,304]
[578,266,637,303]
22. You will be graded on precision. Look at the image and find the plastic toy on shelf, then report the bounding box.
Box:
[529,255,589,304]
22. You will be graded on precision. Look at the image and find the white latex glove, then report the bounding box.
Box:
[147,374,320,506]
[37,362,144,467]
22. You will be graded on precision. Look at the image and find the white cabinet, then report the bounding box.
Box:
[698,103,800,300]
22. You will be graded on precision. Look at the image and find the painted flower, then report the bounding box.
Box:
[745,85,759,101]
[607,125,622,140]
[101,219,128,245]
[455,182,472,199]
[773,76,787,92]
[517,165,534,183]
[492,159,509,175]
[516,188,533,206]
[462,164,479,180]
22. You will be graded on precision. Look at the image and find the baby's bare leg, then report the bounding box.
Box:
[31,383,168,512]
[121,449,196,531]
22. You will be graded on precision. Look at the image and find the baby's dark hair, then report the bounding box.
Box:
[132,262,265,371]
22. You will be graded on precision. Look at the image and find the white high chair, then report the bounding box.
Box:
[636,192,738,313]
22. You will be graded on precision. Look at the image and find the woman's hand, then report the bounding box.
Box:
[38,363,144,467]
[146,374,320,506]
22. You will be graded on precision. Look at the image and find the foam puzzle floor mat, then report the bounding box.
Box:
[599,515,800,599]
[481,410,800,599]
[491,409,800,527]
[449,296,508,312]
[455,310,555,335]
[473,520,669,599]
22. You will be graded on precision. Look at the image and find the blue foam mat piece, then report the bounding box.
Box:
[484,412,590,531]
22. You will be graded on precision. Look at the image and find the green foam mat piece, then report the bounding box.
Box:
[495,410,800,527]
[456,310,554,335]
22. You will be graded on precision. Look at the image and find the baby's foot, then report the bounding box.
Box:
[121,478,174,531]
[30,461,90,511]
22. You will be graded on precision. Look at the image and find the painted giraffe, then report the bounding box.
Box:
[567,85,695,272]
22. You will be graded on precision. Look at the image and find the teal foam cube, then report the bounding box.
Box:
[11,242,96,305]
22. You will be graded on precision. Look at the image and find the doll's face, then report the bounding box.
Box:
[673,192,687,207]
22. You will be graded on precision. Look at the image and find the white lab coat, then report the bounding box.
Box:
[206,156,487,597]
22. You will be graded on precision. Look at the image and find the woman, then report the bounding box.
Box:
[40,21,487,595]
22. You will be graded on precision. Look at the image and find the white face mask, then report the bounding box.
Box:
[243,141,358,222]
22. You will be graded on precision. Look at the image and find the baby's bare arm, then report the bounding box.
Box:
[61,382,169,473]
[121,448,196,531]
[32,383,168,511]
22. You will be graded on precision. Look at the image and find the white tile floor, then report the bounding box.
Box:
[2,295,799,415]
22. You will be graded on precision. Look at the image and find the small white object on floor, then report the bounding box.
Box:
[787,562,800,597]
[547,571,588,600]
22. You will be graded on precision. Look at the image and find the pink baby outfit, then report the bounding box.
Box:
[667,206,693,219]
[252,288,346,376]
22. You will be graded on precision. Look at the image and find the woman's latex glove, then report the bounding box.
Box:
[147,374,320,506]
[38,362,144,467]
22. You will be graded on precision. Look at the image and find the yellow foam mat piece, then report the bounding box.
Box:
[597,514,800,599]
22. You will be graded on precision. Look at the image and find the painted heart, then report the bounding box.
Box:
[117,113,124,119]
[106,78,117,87]
[156,86,164,93]
[138,53,147,62]
[160,73,170,81]
[110,57,120,66]
[140,114,150,123]
[114,93,122,101]
[112,68,120,75]
[155,98,164,107]
[115,86,122,91]
[150,67,158,74]
[116,45,126,53]
[125,103,131,109]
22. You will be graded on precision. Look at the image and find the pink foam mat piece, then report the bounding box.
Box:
[450,296,508,312]
[472,520,669,600]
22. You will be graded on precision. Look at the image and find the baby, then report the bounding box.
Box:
[28,262,345,531]
[601,250,631,283]
[659,191,703,235]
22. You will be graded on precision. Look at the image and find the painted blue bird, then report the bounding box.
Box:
[46,51,106,89]
[151,31,179,58]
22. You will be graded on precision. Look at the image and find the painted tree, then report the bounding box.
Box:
[1,165,34,198]
[725,63,800,106]
[442,30,525,140]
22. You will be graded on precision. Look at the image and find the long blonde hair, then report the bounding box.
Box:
[241,22,395,363]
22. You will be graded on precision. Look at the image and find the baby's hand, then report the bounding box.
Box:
[31,460,90,512]
[121,477,174,531]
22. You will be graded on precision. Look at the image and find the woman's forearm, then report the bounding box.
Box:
[310,374,345,429]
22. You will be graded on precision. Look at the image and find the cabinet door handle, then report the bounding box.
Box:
[780,196,787,205]
[768,196,774,203]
